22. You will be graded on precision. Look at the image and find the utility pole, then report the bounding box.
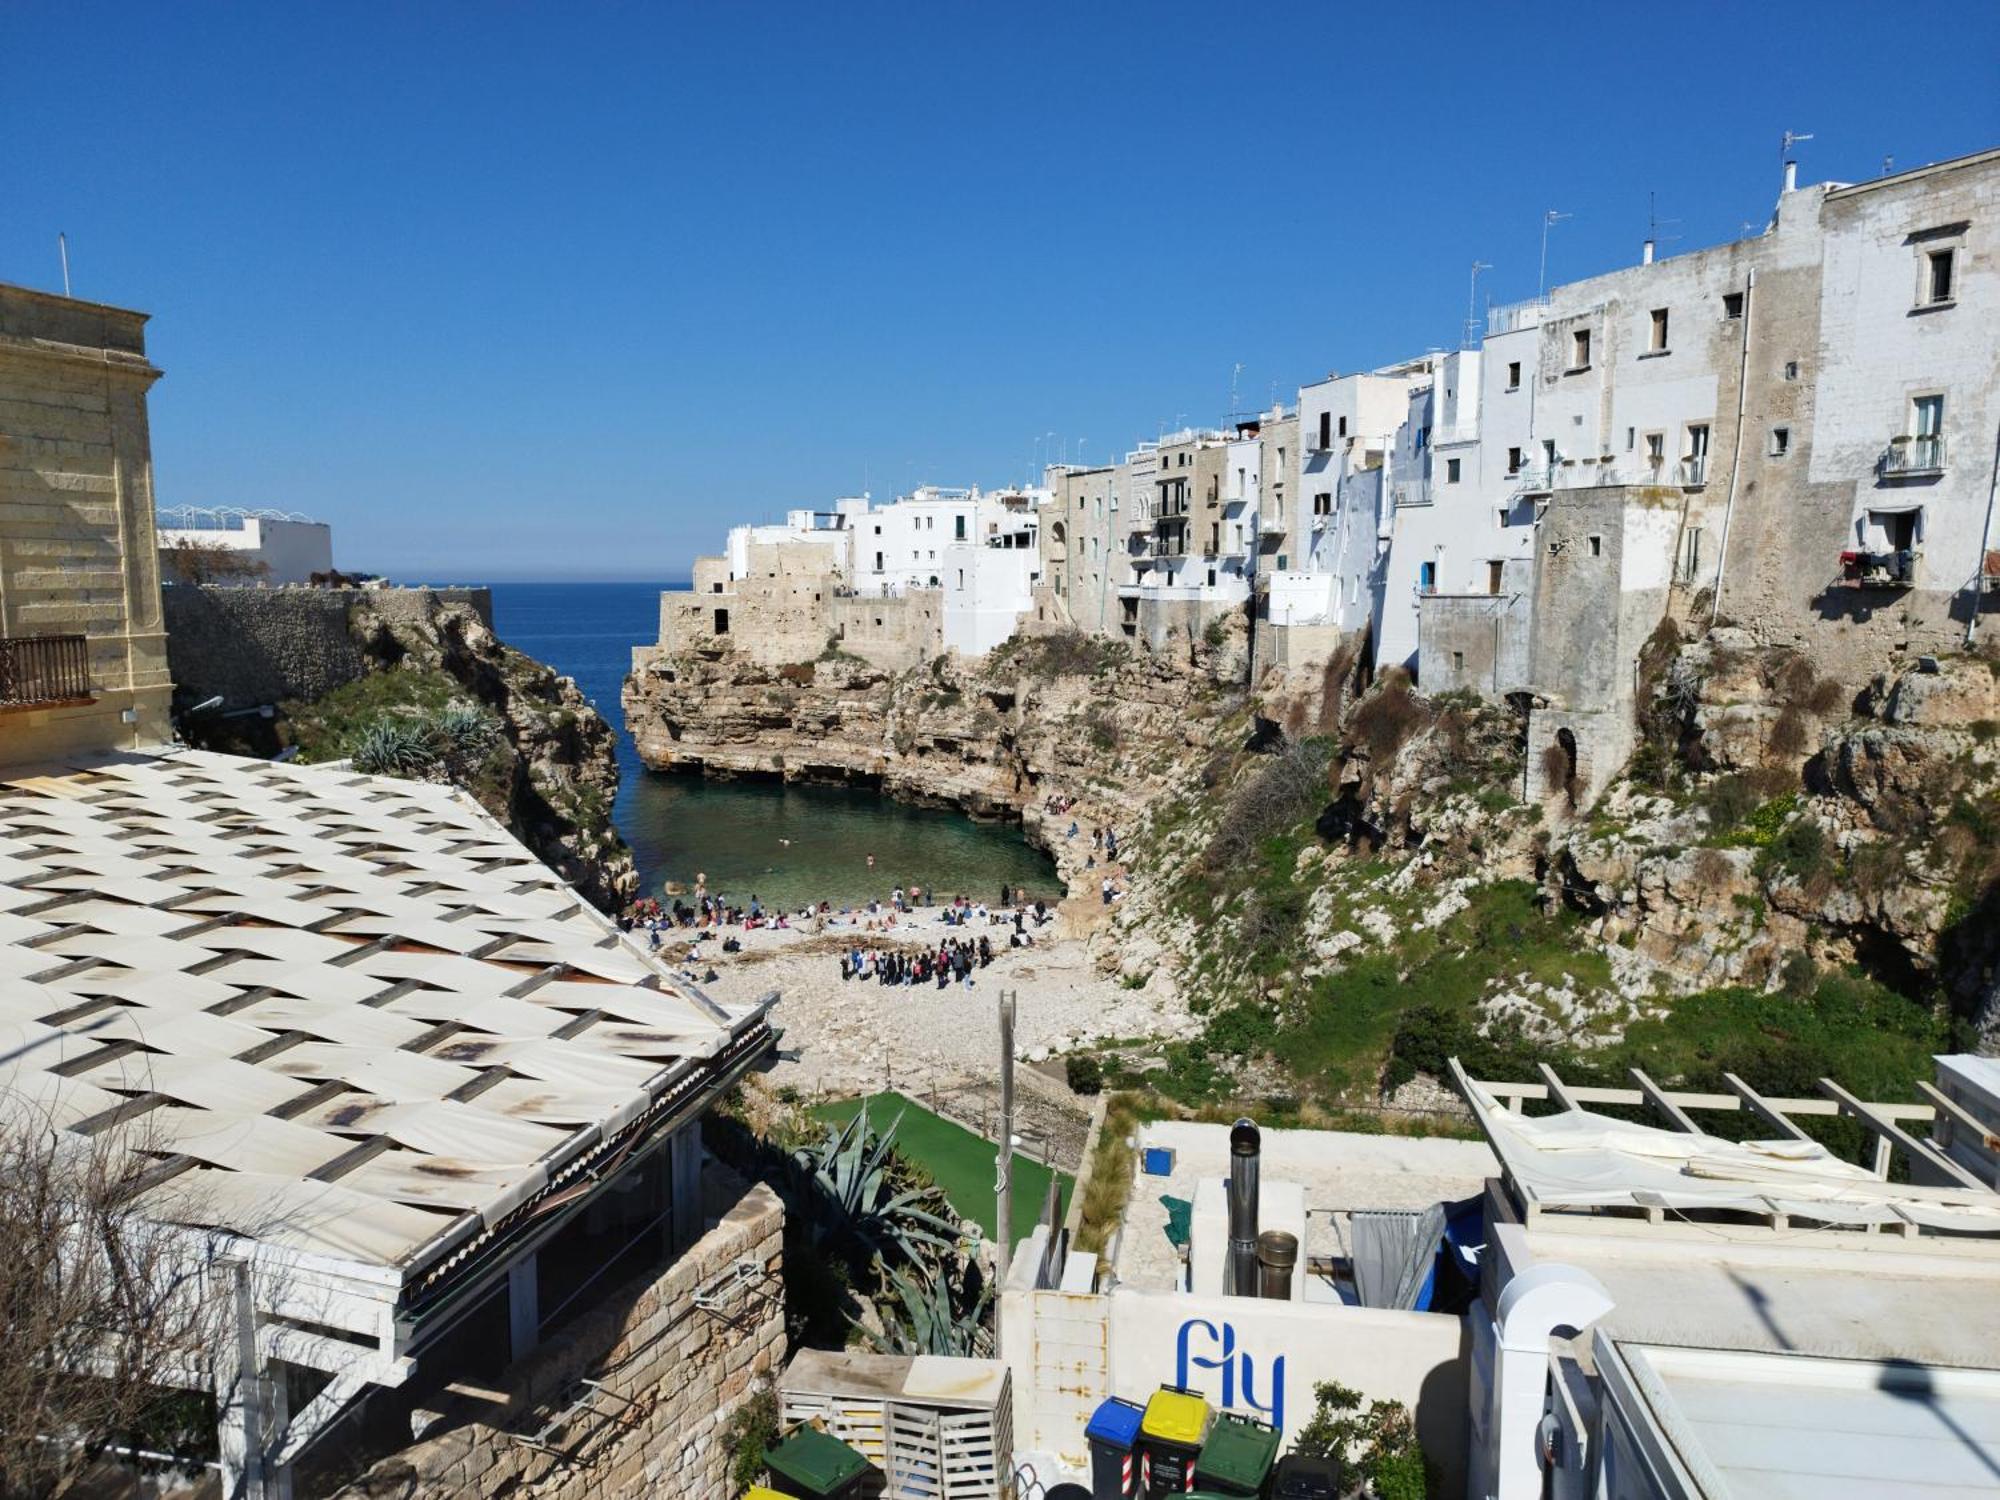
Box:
[994,989,1016,1292]
[1538,210,1571,302]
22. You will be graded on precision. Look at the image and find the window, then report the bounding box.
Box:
[1446,457,1462,484]
[1418,561,1436,593]
[1338,416,1348,438]
[1649,308,1669,352]
[1496,508,1509,529]
[1770,426,1791,458]
[874,551,884,570]
[1487,560,1504,594]
[1914,393,1945,437]
[1723,291,1744,319]
[1276,554,1289,570]
[1313,492,1333,516]
[1645,432,1665,469]
[1207,568,1217,587]
[1570,328,1592,370]
[1507,446,1524,474]
[1626,427,1636,451]
[1318,411,1331,448]
[956,568,965,588]
[711,581,724,594]
[1926,248,1955,305]
[1506,361,1521,390]
[873,524,882,535]
[1453,651,1465,672]
[1784,361,1800,381]
[1588,535,1603,557]
[954,515,966,540]
[713,608,730,634]
[1684,423,1711,485]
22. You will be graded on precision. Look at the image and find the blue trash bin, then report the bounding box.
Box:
[1085,1396,1145,1499]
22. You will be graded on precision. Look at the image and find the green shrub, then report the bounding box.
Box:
[1065,1053,1104,1095]
[722,1382,780,1493]
[1755,817,1828,883]
[350,718,437,776]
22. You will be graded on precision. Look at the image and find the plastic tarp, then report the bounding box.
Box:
[1469,1084,2000,1232]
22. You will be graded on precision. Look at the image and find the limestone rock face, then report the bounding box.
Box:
[356,597,638,914]
[623,635,1234,890]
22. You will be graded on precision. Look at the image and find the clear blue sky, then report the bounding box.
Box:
[6,3,1996,581]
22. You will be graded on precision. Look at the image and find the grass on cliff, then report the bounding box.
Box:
[288,667,512,806]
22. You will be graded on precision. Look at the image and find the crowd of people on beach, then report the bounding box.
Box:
[612,811,1130,987]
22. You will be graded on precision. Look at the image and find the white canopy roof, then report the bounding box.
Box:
[0,751,763,1274]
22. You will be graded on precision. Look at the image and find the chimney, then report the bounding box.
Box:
[1226,1118,1261,1297]
[1642,239,1655,265]
[1783,159,1799,193]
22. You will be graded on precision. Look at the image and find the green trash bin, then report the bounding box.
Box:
[1192,1411,1280,1497]
[763,1425,874,1499]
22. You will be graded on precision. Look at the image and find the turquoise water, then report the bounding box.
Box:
[486,582,1058,910]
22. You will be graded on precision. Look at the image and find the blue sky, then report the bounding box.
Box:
[5,3,1996,581]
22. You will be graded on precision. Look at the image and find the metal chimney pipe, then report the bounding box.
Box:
[1227,1118,1261,1297]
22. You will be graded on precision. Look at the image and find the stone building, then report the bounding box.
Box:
[0,281,173,759]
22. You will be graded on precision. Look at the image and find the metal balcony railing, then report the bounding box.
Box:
[1882,435,1946,476]
[0,634,93,709]
[1679,456,1709,487]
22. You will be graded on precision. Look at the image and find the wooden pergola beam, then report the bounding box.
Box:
[1630,1067,1701,1133]
[1820,1078,1987,1191]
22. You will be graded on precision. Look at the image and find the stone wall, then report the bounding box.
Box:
[1418,576,1531,697]
[161,586,493,711]
[327,1175,784,1500]
[0,282,174,762]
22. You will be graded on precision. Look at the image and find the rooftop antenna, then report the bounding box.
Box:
[1882,155,1894,177]
[58,233,71,298]
[1780,130,1813,192]
[1537,210,1571,302]
[1645,191,1681,264]
[1465,260,1491,348]
[1229,362,1243,421]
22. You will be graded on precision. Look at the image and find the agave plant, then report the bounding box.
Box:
[792,1105,961,1267]
[864,1254,995,1358]
[350,717,439,777]
[431,702,501,781]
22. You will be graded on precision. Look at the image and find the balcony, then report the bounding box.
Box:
[1836,549,1921,590]
[1679,456,1708,488]
[1881,435,1946,478]
[0,634,93,710]
[1509,467,1553,495]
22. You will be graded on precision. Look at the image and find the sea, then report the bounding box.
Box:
[486,582,1057,911]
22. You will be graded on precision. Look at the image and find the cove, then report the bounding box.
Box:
[485,582,1058,912]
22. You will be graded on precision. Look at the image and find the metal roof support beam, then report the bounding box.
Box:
[1629,1067,1700,1133]
[1819,1078,1987,1191]
[1722,1072,1815,1143]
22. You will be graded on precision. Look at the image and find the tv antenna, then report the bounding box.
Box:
[1538,210,1571,301]
[1780,129,1814,161]
[1465,260,1491,348]
[58,233,71,298]
[1229,362,1243,420]
[1647,192,1682,253]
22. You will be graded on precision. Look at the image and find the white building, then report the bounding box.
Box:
[156,506,334,585]
[846,485,984,596]
[723,501,861,582]
[942,497,1041,656]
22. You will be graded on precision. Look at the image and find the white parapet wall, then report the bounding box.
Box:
[1000,1234,1471,1493]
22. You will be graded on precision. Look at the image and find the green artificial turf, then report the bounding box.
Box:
[812,1091,1072,1248]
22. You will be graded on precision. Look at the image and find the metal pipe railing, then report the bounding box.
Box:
[0,634,92,707]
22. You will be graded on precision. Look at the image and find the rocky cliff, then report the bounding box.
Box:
[623,620,1252,890]
[625,602,2000,1108]
[170,586,637,913]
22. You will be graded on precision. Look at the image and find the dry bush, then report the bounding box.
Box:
[1539,741,1577,805]
[1348,672,1430,764]
[1690,846,1736,891]
[161,536,269,587]
[1202,736,1334,871]
[1768,705,1810,759]
[0,1105,226,1495]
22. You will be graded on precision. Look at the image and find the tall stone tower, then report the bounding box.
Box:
[0,282,173,764]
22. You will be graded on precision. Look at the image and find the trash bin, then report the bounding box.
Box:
[763,1425,874,1499]
[1270,1453,1341,1499]
[1139,1385,1212,1496]
[1192,1411,1279,1497]
[1085,1395,1145,1499]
